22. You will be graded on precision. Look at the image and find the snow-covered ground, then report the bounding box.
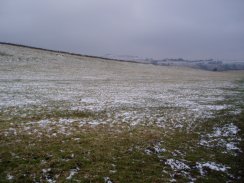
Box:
[0,44,242,120]
[1,44,243,134]
[0,44,244,182]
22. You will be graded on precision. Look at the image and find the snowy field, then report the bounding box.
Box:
[0,44,244,182]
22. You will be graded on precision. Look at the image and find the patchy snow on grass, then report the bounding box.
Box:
[58,118,76,124]
[8,128,17,135]
[38,119,51,128]
[211,123,239,137]
[196,162,230,176]
[109,170,117,174]
[80,98,98,103]
[42,168,51,174]
[165,159,190,170]
[226,142,240,151]
[87,120,106,126]
[171,150,185,157]
[145,142,166,155]
[46,178,56,183]
[199,123,241,154]
[204,104,229,111]
[6,174,14,180]
[104,176,113,183]
[1,44,244,182]
[42,168,56,183]
[66,167,80,180]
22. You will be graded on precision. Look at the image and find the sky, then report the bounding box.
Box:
[0,0,244,60]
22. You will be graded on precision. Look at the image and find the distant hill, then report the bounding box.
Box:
[104,55,244,71]
[150,59,244,71]
[1,42,243,71]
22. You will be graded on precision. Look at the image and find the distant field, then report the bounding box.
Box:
[0,44,244,182]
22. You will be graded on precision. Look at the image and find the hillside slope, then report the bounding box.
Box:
[0,44,244,182]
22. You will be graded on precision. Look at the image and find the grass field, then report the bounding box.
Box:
[0,44,244,182]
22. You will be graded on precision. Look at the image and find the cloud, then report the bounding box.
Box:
[0,0,243,60]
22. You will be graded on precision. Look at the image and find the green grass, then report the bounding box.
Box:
[0,110,243,182]
[0,81,243,182]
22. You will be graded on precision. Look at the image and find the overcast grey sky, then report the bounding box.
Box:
[0,0,244,60]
